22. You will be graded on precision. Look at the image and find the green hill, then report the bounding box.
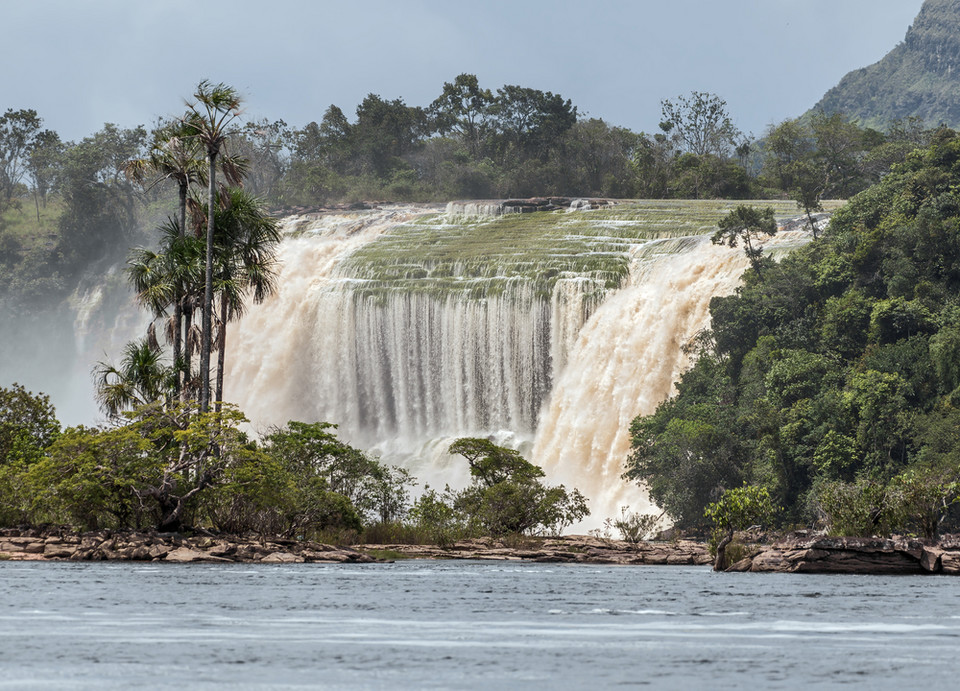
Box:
[810,0,960,129]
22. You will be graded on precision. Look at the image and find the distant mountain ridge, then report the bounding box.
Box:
[810,0,960,129]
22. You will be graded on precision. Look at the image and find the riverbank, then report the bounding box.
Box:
[6,527,960,573]
[0,528,711,565]
[0,528,378,564]
[730,534,960,575]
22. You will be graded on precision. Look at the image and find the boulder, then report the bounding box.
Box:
[164,547,210,563]
[147,544,171,560]
[260,551,304,564]
[921,547,944,573]
[43,543,77,559]
[941,551,960,575]
[726,557,754,572]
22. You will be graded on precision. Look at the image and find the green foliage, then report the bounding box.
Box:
[0,395,410,538]
[887,467,960,539]
[445,438,589,537]
[93,338,175,417]
[0,383,60,466]
[447,437,543,487]
[57,123,148,270]
[628,131,960,531]
[0,108,43,213]
[712,204,777,274]
[28,424,159,530]
[812,478,889,537]
[704,484,775,570]
[261,421,412,534]
[404,485,469,546]
[0,384,57,525]
[812,466,960,539]
[660,92,742,158]
[704,484,775,537]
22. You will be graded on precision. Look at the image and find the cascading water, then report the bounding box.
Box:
[226,200,818,528]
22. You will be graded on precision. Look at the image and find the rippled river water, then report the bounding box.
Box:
[1,561,959,689]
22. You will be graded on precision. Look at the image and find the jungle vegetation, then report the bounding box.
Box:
[627,131,960,539]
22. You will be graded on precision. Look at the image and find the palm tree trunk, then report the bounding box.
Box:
[199,152,217,413]
[215,296,228,413]
[182,303,194,402]
[172,182,187,401]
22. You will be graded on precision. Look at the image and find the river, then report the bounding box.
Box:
[1,561,958,689]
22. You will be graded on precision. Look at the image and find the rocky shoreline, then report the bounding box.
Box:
[729,535,960,575]
[355,535,714,565]
[0,529,710,566]
[5,528,960,574]
[0,528,379,564]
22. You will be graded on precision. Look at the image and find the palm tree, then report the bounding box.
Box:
[182,80,245,413]
[203,187,280,409]
[94,338,175,418]
[127,220,205,399]
[125,126,206,398]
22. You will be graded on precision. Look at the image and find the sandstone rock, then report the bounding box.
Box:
[748,539,926,574]
[147,544,170,560]
[921,547,943,573]
[43,543,77,559]
[207,541,237,558]
[260,551,304,563]
[941,551,960,574]
[17,540,45,554]
[165,547,210,563]
[726,557,753,572]
[3,537,44,552]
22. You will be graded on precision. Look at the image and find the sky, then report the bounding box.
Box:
[3,0,926,143]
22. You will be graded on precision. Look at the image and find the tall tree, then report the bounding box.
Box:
[810,111,867,198]
[25,129,63,221]
[182,81,245,413]
[0,109,42,214]
[490,85,577,161]
[127,219,204,400]
[125,124,207,398]
[660,92,742,158]
[762,118,814,191]
[430,74,494,157]
[57,123,148,268]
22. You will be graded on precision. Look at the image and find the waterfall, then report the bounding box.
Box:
[226,201,814,528]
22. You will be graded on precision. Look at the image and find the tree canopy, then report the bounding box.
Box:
[626,131,960,536]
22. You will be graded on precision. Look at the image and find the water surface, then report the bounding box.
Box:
[1,561,958,689]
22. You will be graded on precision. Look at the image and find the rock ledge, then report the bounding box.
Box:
[730,535,960,575]
[0,528,377,564]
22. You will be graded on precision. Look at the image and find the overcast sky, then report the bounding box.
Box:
[3,1,925,142]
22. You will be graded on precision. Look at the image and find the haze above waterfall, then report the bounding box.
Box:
[225,200,826,525]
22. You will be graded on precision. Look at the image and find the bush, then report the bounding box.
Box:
[613,507,665,543]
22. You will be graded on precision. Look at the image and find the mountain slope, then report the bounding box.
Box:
[810,0,960,129]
